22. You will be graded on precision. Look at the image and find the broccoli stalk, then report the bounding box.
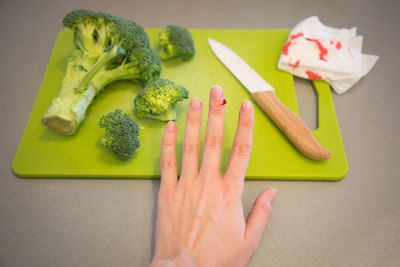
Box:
[134,78,189,121]
[157,25,195,61]
[91,46,162,90]
[138,108,179,122]
[41,10,161,135]
[99,109,140,161]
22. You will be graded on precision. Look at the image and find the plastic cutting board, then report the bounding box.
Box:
[12,28,348,180]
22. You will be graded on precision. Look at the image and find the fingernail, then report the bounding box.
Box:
[241,100,253,114]
[211,86,223,99]
[268,188,278,202]
[191,98,202,110]
[167,121,175,132]
[271,188,278,201]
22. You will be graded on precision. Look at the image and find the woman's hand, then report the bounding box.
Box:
[150,86,277,267]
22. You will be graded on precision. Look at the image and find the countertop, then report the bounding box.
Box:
[1,0,399,266]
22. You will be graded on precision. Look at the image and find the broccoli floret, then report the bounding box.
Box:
[41,10,161,135]
[157,25,195,61]
[98,109,140,161]
[134,78,189,121]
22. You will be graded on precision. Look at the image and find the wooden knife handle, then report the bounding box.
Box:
[251,90,331,160]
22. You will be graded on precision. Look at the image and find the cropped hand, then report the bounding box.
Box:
[150,86,277,267]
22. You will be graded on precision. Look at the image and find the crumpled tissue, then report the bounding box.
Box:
[277,16,378,94]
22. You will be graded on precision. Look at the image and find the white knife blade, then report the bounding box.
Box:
[208,38,274,93]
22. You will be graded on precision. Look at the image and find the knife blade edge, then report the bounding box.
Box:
[208,38,274,93]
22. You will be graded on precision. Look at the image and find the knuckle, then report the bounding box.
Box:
[182,142,199,155]
[262,204,273,221]
[209,101,225,115]
[223,184,242,203]
[161,158,175,170]
[239,115,254,128]
[205,135,223,150]
[162,139,175,148]
[187,112,202,125]
[233,143,252,159]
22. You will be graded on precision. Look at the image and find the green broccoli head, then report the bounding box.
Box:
[61,10,150,92]
[62,10,161,91]
[134,78,189,121]
[157,25,195,61]
[62,9,146,57]
[42,10,161,135]
[98,109,140,161]
[62,9,105,55]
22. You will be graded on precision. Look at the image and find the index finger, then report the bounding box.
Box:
[160,121,178,192]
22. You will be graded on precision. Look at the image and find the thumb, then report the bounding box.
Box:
[244,188,277,255]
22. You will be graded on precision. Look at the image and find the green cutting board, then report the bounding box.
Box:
[12,28,348,180]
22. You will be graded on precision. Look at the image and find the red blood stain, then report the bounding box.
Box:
[282,32,304,56]
[221,99,227,105]
[336,41,342,50]
[282,41,291,55]
[289,59,301,70]
[305,70,322,80]
[330,40,334,45]
[305,38,328,61]
[290,32,304,40]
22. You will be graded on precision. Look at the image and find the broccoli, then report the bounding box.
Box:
[41,10,161,135]
[134,78,189,121]
[98,109,140,161]
[157,25,195,61]
[91,44,161,90]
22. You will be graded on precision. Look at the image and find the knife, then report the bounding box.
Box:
[208,38,331,160]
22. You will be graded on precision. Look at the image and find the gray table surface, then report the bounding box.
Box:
[1,0,399,266]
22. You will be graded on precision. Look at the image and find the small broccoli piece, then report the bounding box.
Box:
[134,78,189,121]
[157,25,195,61]
[98,109,140,161]
[42,10,161,135]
